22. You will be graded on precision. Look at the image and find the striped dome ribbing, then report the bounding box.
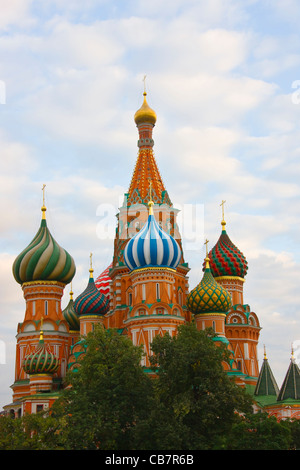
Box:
[23,339,59,375]
[124,213,181,271]
[13,219,76,285]
[74,276,109,316]
[63,297,80,331]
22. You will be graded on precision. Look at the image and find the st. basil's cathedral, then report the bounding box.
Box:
[3,90,300,420]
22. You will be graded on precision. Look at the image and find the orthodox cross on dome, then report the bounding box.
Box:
[204,238,209,256]
[220,200,226,229]
[89,252,94,278]
[41,184,47,219]
[204,238,210,269]
[143,74,147,93]
[264,344,267,360]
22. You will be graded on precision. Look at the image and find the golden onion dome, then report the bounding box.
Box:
[134,92,157,126]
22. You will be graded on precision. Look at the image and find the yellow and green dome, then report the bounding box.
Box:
[187,257,232,315]
[13,205,76,285]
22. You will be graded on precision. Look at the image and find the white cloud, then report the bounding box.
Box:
[0,0,34,31]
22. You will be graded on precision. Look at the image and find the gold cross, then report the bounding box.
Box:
[204,238,209,256]
[42,184,46,206]
[220,200,226,222]
[143,74,147,93]
[89,252,94,277]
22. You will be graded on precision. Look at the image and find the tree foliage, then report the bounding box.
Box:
[1,323,300,450]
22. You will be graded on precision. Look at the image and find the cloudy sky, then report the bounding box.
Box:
[1,0,300,408]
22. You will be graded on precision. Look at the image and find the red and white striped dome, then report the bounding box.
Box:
[95,263,112,300]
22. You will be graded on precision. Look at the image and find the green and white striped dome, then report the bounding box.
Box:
[13,215,76,285]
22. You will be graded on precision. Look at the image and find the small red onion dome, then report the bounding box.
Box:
[204,219,248,279]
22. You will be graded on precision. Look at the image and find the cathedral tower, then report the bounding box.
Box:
[11,187,76,408]
[107,89,190,363]
[206,203,261,383]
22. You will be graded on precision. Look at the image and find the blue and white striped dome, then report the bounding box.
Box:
[124,205,181,271]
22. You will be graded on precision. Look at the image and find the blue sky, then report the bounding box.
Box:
[1,0,300,408]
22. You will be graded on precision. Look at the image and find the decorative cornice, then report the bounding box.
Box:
[215,276,245,283]
[22,280,66,288]
[195,312,227,317]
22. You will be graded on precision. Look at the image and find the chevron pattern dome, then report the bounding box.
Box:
[74,275,109,316]
[124,205,181,271]
[205,229,248,279]
[13,218,76,285]
[95,263,112,300]
[187,259,232,315]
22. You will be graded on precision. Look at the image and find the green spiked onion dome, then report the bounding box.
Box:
[12,204,76,285]
[187,257,232,315]
[63,288,80,331]
[23,329,60,375]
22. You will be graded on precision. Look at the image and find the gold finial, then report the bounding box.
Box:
[220,200,226,230]
[204,239,210,269]
[148,180,154,215]
[264,344,267,359]
[89,252,94,278]
[39,317,44,341]
[70,282,73,300]
[134,77,157,126]
[41,184,47,219]
[291,343,295,362]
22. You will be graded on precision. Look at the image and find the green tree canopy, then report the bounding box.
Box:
[142,323,253,449]
[54,326,153,450]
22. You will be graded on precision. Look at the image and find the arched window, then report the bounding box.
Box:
[156,283,160,299]
[45,300,48,316]
[142,284,146,301]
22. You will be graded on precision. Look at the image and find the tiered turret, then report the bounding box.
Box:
[187,241,232,344]
[74,254,109,336]
[11,186,76,410]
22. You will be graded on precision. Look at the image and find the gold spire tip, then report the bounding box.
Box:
[204,239,210,269]
[70,282,73,300]
[89,252,94,277]
[220,200,226,229]
[264,344,267,359]
[41,184,47,219]
[148,180,154,215]
[39,317,44,341]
